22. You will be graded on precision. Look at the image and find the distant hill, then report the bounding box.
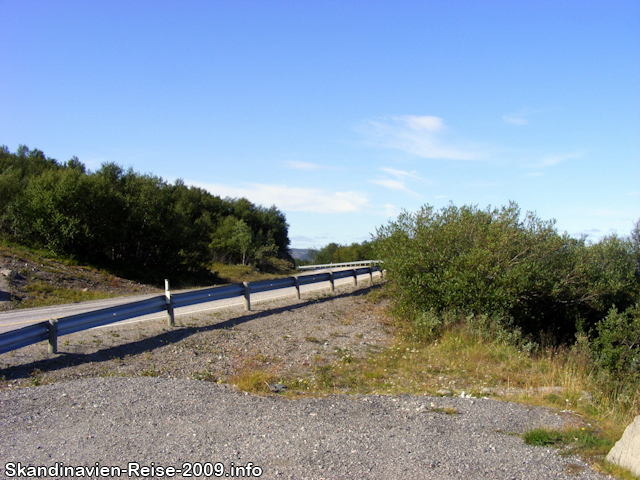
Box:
[290,248,314,261]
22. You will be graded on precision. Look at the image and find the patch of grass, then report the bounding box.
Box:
[522,427,638,478]
[210,262,290,284]
[523,428,565,446]
[193,370,218,382]
[18,282,115,309]
[230,369,278,394]
[29,369,43,386]
[430,406,459,415]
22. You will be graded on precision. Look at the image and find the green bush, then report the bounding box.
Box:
[375,202,639,345]
[591,302,640,380]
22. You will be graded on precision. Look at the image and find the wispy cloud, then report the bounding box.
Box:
[502,108,541,126]
[384,203,400,217]
[502,114,529,125]
[286,160,323,170]
[371,167,423,197]
[189,181,369,214]
[537,151,585,167]
[290,235,316,243]
[380,167,421,180]
[372,178,408,191]
[358,115,487,161]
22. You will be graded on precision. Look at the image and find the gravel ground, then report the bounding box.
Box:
[0,377,608,479]
[0,284,612,479]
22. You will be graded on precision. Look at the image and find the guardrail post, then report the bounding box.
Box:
[329,272,335,293]
[368,267,373,284]
[243,282,251,311]
[294,276,301,300]
[352,269,358,287]
[165,279,175,327]
[382,269,386,280]
[48,319,58,354]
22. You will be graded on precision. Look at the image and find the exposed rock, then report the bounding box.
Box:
[268,383,287,393]
[579,391,593,403]
[537,386,563,395]
[436,389,453,396]
[606,415,640,476]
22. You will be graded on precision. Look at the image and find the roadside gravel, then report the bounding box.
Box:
[0,284,611,479]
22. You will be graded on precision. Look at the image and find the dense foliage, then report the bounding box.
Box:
[375,202,640,384]
[0,145,292,279]
[310,241,376,265]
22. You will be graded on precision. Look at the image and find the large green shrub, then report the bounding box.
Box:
[375,202,639,344]
[591,302,640,380]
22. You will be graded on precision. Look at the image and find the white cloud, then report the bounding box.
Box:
[384,204,400,217]
[371,167,423,197]
[502,108,541,126]
[358,115,486,160]
[189,181,369,214]
[502,114,529,125]
[380,167,421,180]
[290,235,316,243]
[403,115,444,132]
[538,151,585,167]
[372,179,407,191]
[286,161,323,170]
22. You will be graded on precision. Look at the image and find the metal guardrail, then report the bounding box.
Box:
[298,260,383,270]
[0,265,382,356]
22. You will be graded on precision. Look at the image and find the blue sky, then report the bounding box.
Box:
[1,1,639,249]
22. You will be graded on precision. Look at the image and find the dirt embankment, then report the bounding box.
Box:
[0,248,161,310]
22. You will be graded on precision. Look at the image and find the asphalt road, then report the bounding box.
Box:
[0,270,380,335]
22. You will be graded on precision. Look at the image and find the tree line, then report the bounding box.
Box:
[303,241,376,265]
[0,145,292,280]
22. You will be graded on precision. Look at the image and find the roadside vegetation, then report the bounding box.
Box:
[373,202,640,416]
[0,240,162,309]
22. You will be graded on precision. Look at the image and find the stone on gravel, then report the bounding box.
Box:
[606,415,640,476]
[268,382,287,393]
